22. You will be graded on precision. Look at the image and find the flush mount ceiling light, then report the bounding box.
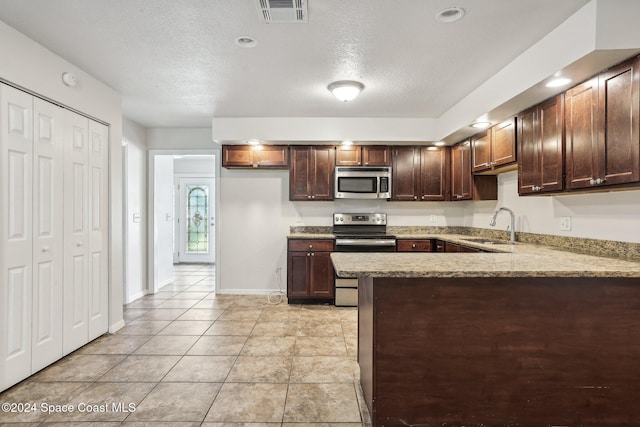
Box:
[235,36,258,48]
[327,80,365,102]
[470,121,491,129]
[436,7,465,23]
[546,77,572,88]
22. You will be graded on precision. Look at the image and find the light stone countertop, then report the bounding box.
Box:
[328,233,640,279]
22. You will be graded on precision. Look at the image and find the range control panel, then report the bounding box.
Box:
[333,213,387,225]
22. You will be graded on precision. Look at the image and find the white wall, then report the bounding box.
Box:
[0,20,124,331]
[468,171,640,243]
[154,156,175,287]
[123,118,147,303]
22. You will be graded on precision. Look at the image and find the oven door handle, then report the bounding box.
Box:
[335,239,397,247]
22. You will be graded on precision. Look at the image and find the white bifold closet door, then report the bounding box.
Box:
[0,85,35,387]
[32,98,65,372]
[0,83,109,390]
[62,111,109,354]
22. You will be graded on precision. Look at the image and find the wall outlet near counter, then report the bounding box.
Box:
[430,215,436,223]
[560,216,572,231]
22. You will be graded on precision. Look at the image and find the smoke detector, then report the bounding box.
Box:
[254,0,308,23]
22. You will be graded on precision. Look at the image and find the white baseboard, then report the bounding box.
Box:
[158,276,176,288]
[126,290,146,304]
[217,288,284,296]
[109,319,126,333]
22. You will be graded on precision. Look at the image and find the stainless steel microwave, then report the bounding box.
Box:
[334,166,392,199]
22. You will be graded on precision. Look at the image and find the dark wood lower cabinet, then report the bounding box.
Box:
[287,239,335,303]
[396,239,433,252]
[359,276,640,427]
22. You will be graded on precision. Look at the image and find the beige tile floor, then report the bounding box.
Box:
[0,264,368,426]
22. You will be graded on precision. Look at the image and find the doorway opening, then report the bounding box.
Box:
[147,150,219,295]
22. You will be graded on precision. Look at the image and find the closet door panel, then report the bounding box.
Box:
[63,111,89,355]
[32,99,64,371]
[0,85,33,389]
[88,121,109,339]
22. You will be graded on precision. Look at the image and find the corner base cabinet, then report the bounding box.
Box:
[287,239,335,303]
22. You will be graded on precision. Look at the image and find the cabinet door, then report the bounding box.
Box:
[363,146,390,166]
[491,118,517,168]
[565,77,599,190]
[336,146,361,166]
[309,146,335,200]
[63,111,90,355]
[289,146,311,200]
[517,106,538,194]
[451,141,472,200]
[254,145,289,168]
[444,242,461,252]
[0,85,34,390]
[598,56,640,186]
[309,252,335,298]
[287,251,310,298]
[538,95,564,192]
[472,131,491,172]
[31,98,64,372]
[88,121,109,341]
[392,146,420,200]
[420,147,450,201]
[222,145,253,167]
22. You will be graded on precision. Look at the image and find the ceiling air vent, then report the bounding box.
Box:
[254,0,308,23]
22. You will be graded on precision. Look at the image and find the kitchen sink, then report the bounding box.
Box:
[460,237,513,245]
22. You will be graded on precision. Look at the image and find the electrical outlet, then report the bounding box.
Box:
[560,216,572,231]
[430,215,436,223]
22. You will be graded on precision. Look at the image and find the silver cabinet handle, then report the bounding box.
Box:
[77,241,83,247]
[42,246,50,252]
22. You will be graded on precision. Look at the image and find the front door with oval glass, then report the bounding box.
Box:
[178,177,215,263]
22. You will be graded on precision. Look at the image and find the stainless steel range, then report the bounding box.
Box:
[333,213,396,306]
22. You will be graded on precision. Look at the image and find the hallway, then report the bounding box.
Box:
[0,264,366,425]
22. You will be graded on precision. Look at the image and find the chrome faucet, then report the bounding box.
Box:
[490,207,516,242]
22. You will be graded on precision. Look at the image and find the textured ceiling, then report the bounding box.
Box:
[0,0,589,128]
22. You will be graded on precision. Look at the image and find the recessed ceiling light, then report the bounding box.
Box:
[235,36,257,48]
[471,121,491,129]
[434,141,446,147]
[327,80,365,102]
[546,77,572,88]
[247,139,260,145]
[436,7,465,23]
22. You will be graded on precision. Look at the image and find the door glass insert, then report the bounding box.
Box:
[186,185,208,253]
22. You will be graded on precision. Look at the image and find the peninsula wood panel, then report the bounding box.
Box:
[359,276,640,427]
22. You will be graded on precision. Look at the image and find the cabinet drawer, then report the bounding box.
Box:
[397,239,433,252]
[288,239,334,252]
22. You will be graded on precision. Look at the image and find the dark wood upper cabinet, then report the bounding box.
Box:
[222,145,288,168]
[420,147,450,201]
[391,146,450,201]
[451,140,473,200]
[391,146,421,201]
[289,146,335,201]
[451,140,497,201]
[335,145,390,166]
[566,55,640,190]
[362,146,391,166]
[518,94,565,195]
[471,131,491,172]
[335,145,361,166]
[597,56,640,187]
[472,118,517,173]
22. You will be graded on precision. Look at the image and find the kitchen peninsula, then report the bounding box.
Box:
[331,243,640,427]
